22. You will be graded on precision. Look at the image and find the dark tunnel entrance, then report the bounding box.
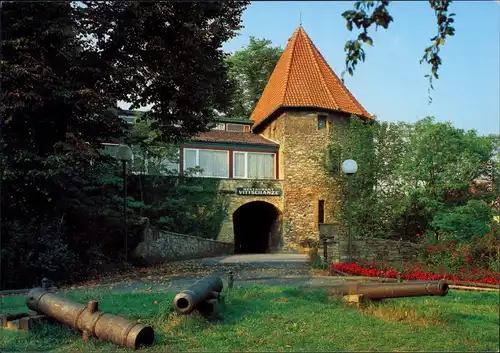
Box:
[233,201,282,254]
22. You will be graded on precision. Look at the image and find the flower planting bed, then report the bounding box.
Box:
[332,262,500,286]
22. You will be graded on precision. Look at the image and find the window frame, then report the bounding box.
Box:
[226,123,246,132]
[212,122,226,131]
[183,148,230,179]
[317,114,327,130]
[101,143,181,175]
[143,153,180,175]
[232,151,276,180]
[318,200,325,224]
[119,115,135,125]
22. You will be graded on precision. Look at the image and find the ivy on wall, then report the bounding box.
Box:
[127,174,229,240]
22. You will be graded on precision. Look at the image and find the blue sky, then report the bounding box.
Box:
[223,1,500,136]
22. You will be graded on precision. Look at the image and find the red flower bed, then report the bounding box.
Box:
[332,262,500,285]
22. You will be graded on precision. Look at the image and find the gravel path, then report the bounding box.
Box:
[61,253,345,293]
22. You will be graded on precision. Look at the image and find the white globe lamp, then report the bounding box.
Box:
[341,159,358,175]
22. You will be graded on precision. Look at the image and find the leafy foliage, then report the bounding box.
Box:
[341,0,456,103]
[430,200,492,242]
[0,1,247,289]
[324,116,409,238]
[417,229,499,273]
[225,37,283,119]
[80,1,249,142]
[325,116,498,244]
[121,118,228,239]
[127,175,228,240]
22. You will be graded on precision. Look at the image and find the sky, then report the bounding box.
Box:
[120,1,500,136]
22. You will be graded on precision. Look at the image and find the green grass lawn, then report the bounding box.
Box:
[1,286,498,352]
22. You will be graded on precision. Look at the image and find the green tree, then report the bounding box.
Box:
[325,116,497,242]
[325,117,409,239]
[341,0,455,102]
[80,1,249,141]
[0,1,248,289]
[0,2,126,288]
[399,117,496,241]
[430,200,493,242]
[225,37,283,118]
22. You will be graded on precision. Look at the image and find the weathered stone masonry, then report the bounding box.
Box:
[216,179,283,242]
[133,228,234,265]
[324,233,420,264]
[260,111,345,247]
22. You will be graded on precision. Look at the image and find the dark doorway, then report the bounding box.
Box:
[233,201,282,254]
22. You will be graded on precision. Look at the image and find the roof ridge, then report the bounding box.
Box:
[256,133,279,144]
[301,29,340,110]
[307,36,369,117]
[282,28,300,105]
[250,26,371,130]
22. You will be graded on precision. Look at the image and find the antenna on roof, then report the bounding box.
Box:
[299,12,302,26]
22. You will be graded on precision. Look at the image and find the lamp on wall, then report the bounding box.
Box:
[342,159,358,262]
[116,144,133,263]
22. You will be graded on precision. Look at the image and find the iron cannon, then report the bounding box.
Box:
[26,287,155,349]
[328,280,449,300]
[173,276,223,315]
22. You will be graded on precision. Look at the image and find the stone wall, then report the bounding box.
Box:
[260,111,345,248]
[132,227,234,265]
[324,231,420,264]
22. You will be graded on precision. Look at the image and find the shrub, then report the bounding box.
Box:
[414,224,499,273]
[0,219,80,289]
[430,200,493,242]
[463,230,499,271]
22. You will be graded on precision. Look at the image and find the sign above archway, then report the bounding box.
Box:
[236,187,282,196]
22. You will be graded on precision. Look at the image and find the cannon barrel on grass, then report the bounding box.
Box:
[26,287,155,349]
[329,280,449,300]
[173,276,223,315]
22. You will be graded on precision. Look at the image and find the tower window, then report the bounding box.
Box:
[318,200,325,224]
[327,120,333,133]
[317,115,327,130]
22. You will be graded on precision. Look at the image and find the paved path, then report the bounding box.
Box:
[201,253,309,267]
[61,253,345,294]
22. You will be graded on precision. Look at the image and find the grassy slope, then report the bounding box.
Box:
[0,286,498,352]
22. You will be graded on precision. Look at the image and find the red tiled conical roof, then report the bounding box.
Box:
[250,26,371,130]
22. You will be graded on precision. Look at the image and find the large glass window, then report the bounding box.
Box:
[233,152,246,178]
[119,115,135,125]
[233,151,275,179]
[226,123,245,132]
[101,143,180,175]
[212,123,226,131]
[183,148,229,178]
[146,153,180,175]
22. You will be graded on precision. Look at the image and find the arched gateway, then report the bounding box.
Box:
[233,201,282,254]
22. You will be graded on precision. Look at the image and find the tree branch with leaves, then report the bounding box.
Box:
[342,0,456,103]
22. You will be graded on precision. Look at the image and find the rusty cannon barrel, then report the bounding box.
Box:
[329,280,449,300]
[26,287,155,349]
[173,276,223,315]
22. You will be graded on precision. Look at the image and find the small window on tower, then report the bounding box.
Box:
[318,200,325,224]
[317,115,327,130]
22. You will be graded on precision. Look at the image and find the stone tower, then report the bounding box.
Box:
[250,26,371,248]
